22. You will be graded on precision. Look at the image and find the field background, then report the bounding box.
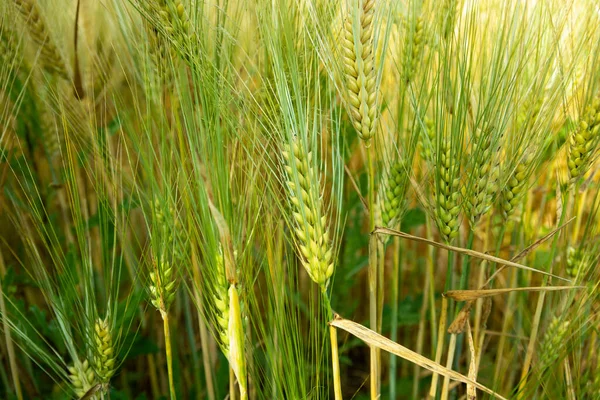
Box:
[1,0,600,399]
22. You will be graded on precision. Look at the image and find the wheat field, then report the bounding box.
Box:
[1,0,599,399]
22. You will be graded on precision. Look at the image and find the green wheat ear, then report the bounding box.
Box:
[282,137,334,290]
[93,318,116,383]
[568,95,600,180]
[539,316,570,368]
[68,359,97,398]
[462,128,499,228]
[501,154,531,220]
[434,138,461,242]
[342,0,379,145]
[380,161,409,229]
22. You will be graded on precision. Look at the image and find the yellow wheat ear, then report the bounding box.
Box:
[11,0,69,79]
[342,0,379,145]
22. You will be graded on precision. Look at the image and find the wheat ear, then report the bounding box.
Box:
[539,317,570,368]
[462,129,499,227]
[403,15,425,84]
[567,95,600,180]
[434,138,461,242]
[213,247,247,399]
[500,154,530,219]
[380,162,409,229]
[68,358,97,398]
[282,137,334,289]
[343,0,379,144]
[11,0,69,79]
[93,318,116,383]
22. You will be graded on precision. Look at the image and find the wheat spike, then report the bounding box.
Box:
[501,154,530,219]
[380,162,409,228]
[282,137,334,289]
[343,0,378,144]
[68,358,97,398]
[212,247,247,398]
[539,317,570,368]
[434,138,461,242]
[11,0,69,79]
[462,129,499,227]
[403,15,425,84]
[93,318,116,383]
[567,95,600,180]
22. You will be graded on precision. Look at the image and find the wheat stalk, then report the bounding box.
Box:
[11,0,69,79]
[342,0,379,144]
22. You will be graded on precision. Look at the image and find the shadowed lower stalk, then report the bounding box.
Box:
[0,250,23,400]
[517,190,568,397]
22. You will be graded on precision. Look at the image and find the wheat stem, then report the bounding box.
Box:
[0,250,23,400]
[162,312,177,400]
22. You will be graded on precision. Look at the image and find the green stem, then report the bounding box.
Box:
[389,237,401,400]
[450,229,475,398]
[163,312,177,400]
[518,189,568,397]
[367,145,379,400]
[323,290,343,400]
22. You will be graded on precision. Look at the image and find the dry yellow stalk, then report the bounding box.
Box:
[342,0,379,144]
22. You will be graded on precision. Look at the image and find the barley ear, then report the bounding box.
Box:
[93,318,116,383]
[342,0,379,145]
[11,0,69,79]
[282,137,334,289]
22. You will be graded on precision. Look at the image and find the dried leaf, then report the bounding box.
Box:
[448,302,472,334]
[374,227,570,282]
[330,315,507,400]
[444,286,583,301]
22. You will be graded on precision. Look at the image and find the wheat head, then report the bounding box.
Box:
[568,95,600,180]
[68,358,97,398]
[434,138,461,242]
[11,0,69,79]
[282,137,334,289]
[380,162,409,229]
[462,129,499,227]
[342,0,378,144]
[93,318,116,383]
[501,154,530,219]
